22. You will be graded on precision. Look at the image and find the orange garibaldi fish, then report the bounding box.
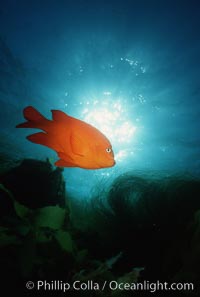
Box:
[16,106,115,169]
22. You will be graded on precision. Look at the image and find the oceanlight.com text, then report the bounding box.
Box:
[26,280,194,293]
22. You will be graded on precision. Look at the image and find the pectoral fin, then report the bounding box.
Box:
[70,133,86,156]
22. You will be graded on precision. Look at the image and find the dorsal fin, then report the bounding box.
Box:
[51,110,70,122]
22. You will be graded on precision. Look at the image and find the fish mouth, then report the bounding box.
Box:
[98,159,115,168]
[107,159,116,167]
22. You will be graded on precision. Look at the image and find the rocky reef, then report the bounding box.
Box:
[0,160,200,296]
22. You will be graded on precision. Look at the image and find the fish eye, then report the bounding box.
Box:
[106,148,112,153]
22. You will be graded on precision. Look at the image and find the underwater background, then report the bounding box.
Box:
[0,0,200,296]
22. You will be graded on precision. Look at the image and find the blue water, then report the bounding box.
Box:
[0,0,200,198]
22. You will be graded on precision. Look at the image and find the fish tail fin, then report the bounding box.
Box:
[16,106,49,130]
[27,132,62,152]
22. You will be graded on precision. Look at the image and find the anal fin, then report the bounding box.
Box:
[55,152,76,167]
[55,159,75,167]
[57,152,74,161]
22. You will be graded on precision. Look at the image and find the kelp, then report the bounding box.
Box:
[0,182,75,285]
[70,172,200,296]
